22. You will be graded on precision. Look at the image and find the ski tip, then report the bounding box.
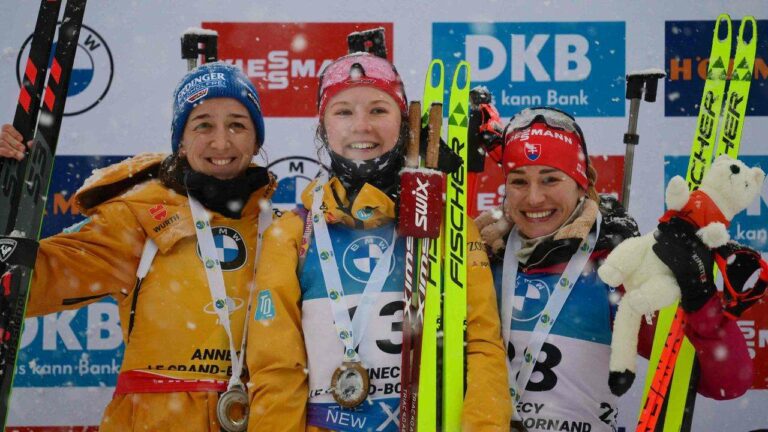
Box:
[714,14,733,43]
[451,61,471,91]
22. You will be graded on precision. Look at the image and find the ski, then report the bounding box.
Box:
[417,59,445,432]
[673,15,758,432]
[638,14,757,432]
[400,101,442,432]
[0,0,87,426]
[638,16,732,429]
[0,0,62,233]
[399,102,421,432]
[407,58,470,432]
[442,60,470,432]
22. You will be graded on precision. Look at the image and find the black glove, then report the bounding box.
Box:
[467,86,504,172]
[418,125,463,174]
[715,241,768,317]
[510,419,529,432]
[652,217,716,312]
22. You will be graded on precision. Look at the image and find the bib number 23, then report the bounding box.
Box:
[507,342,562,392]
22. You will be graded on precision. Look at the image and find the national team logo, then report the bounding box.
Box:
[524,143,541,161]
[356,207,373,220]
[17,24,113,116]
[149,204,167,221]
[196,226,247,271]
[512,279,550,322]
[267,156,329,210]
[342,236,395,283]
[255,290,275,321]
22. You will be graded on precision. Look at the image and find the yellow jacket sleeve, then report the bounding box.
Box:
[247,211,308,432]
[462,219,513,431]
[26,200,144,317]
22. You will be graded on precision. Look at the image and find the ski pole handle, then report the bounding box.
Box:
[347,27,387,59]
[426,103,442,169]
[622,70,665,209]
[181,28,219,71]
[405,102,421,169]
[398,103,444,239]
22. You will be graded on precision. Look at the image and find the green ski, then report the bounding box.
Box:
[415,59,471,432]
[418,59,445,432]
[639,14,757,432]
[442,61,470,432]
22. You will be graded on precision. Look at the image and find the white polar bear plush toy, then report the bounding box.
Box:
[597,155,765,396]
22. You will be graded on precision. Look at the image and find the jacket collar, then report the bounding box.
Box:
[301,177,396,230]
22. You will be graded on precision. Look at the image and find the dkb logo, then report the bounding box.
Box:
[432,22,625,117]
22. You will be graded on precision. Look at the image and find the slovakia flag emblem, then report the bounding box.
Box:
[524,143,541,161]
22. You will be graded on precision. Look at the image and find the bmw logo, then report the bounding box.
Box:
[512,278,551,322]
[342,236,395,284]
[266,156,329,211]
[196,226,247,271]
[17,24,113,116]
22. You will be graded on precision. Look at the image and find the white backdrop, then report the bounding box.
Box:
[0,1,766,430]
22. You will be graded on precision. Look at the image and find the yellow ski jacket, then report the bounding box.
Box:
[27,153,274,431]
[247,177,511,432]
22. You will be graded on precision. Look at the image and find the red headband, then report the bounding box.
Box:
[503,122,588,190]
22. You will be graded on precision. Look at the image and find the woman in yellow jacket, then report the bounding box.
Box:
[247,52,511,431]
[0,62,273,431]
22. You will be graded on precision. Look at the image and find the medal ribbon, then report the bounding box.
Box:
[311,176,397,363]
[501,213,600,415]
[188,194,272,391]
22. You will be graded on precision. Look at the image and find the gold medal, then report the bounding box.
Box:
[217,385,249,432]
[330,361,369,408]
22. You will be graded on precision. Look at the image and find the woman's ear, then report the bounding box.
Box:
[178,144,187,158]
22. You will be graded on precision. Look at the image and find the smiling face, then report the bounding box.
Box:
[180,98,257,180]
[322,86,402,160]
[504,165,585,238]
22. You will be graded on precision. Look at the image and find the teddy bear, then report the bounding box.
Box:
[596,155,765,396]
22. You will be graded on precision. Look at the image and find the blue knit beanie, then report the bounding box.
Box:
[171,62,265,152]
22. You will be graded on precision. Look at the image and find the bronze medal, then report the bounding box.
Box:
[217,385,249,432]
[330,361,369,408]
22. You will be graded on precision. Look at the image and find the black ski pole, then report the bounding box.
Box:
[181,28,219,71]
[622,70,665,209]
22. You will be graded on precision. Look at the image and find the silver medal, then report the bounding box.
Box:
[217,385,249,432]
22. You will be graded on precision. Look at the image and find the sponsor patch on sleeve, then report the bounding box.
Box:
[255,290,276,321]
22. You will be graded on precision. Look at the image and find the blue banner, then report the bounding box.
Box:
[432,22,626,117]
[665,19,768,117]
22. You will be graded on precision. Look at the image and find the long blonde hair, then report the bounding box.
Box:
[586,164,599,203]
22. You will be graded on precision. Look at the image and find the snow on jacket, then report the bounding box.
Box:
[26,153,275,431]
[489,195,752,432]
[247,176,512,432]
